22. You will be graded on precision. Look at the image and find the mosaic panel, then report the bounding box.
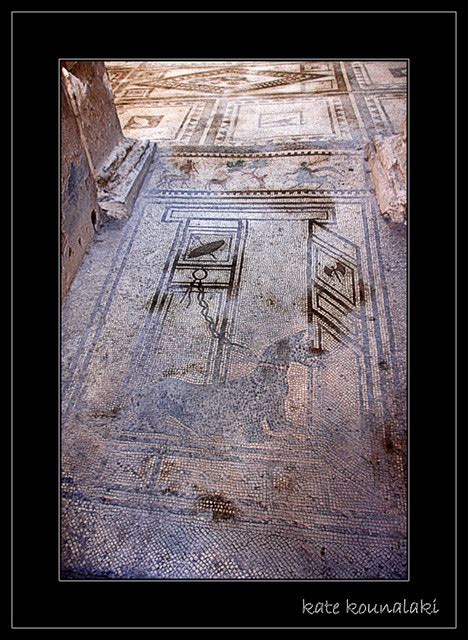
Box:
[62,61,407,580]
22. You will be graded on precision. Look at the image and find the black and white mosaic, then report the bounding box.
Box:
[61,61,407,580]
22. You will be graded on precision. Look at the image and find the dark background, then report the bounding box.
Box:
[11,10,457,630]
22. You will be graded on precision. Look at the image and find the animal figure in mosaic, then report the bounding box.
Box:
[204,173,231,190]
[224,159,269,189]
[156,169,191,189]
[241,168,268,189]
[178,159,198,176]
[286,160,350,189]
[286,161,331,188]
[138,330,327,442]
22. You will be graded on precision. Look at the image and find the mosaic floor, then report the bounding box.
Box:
[61,61,407,580]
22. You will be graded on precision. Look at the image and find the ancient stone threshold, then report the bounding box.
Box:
[96,138,156,221]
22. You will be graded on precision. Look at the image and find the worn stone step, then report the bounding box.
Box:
[98,139,156,219]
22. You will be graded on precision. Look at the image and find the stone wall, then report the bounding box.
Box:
[366,118,407,224]
[61,78,99,300]
[60,61,156,301]
[62,61,124,172]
